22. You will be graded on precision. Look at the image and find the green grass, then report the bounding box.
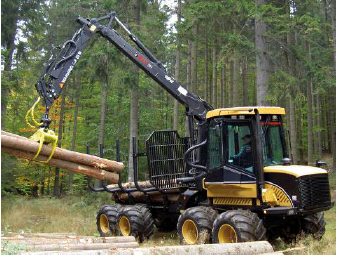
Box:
[1,193,112,236]
[2,194,336,254]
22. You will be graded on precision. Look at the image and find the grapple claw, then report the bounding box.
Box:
[30,128,58,163]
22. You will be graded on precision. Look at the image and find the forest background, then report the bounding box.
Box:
[1,0,336,197]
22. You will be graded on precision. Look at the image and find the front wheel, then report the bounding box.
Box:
[212,209,266,243]
[302,212,326,240]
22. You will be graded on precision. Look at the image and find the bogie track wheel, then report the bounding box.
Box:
[117,204,154,243]
[96,204,123,237]
[302,212,326,240]
[212,209,266,243]
[177,206,218,245]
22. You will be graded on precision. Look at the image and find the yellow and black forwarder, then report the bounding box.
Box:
[32,12,333,244]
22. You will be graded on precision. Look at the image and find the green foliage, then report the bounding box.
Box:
[1,241,27,255]
[1,0,335,196]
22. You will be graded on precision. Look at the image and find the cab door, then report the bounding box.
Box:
[205,119,257,200]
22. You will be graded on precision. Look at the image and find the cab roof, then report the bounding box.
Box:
[206,106,286,119]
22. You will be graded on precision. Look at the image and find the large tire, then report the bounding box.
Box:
[117,204,154,243]
[212,209,266,243]
[96,204,123,237]
[177,206,218,245]
[302,212,326,240]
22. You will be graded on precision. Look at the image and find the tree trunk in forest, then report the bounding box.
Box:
[289,97,298,164]
[173,0,181,131]
[204,29,209,102]
[330,92,336,171]
[95,79,109,188]
[185,40,192,137]
[286,24,298,164]
[232,48,239,107]
[220,64,226,107]
[242,56,248,106]
[229,60,234,106]
[2,39,17,130]
[69,79,80,191]
[255,0,270,106]
[307,77,314,165]
[212,45,217,107]
[331,0,336,171]
[54,91,66,197]
[1,1,20,130]
[128,0,140,182]
[191,25,198,94]
[332,0,336,65]
[306,40,314,165]
[315,94,322,160]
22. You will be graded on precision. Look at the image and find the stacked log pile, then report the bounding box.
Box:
[1,131,124,183]
[108,181,181,203]
[1,233,138,255]
[2,234,277,255]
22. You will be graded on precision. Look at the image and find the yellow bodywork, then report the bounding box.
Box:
[264,165,327,178]
[205,183,257,198]
[206,106,286,119]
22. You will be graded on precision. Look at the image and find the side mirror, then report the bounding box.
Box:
[316,160,327,168]
[215,125,221,137]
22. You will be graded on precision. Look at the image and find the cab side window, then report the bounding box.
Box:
[227,123,254,173]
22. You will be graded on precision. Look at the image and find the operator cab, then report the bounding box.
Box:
[205,107,287,183]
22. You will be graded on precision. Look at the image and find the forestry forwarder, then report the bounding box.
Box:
[30,12,333,244]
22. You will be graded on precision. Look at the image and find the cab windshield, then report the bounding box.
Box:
[260,115,286,166]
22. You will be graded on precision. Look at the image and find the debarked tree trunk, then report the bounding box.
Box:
[1,131,124,172]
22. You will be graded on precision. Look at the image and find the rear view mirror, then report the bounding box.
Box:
[215,125,221,137]
[316,160,327,168]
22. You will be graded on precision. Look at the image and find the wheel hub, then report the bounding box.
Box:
[182,219,198,244]
[99,214,110,234]
[119,216,131,236]
[218,224,237,243]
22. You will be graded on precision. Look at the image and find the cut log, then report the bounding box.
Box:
[19,249,117,255]
[3,232,77,238]
[1,131,124,173]
[107,180,153,189]
[2,147,118,183]
[1,236,136,244]
[115,189,180,203]
[113,241,274,255]
[26,242,139,251]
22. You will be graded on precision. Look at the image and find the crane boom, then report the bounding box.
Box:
[35,12,213,131]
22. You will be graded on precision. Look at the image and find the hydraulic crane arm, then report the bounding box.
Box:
[35,12,213,130]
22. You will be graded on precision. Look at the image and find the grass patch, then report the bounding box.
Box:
[1,193,112,236]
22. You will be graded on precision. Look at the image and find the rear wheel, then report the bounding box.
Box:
[302,212,326,240]
[212,209,266,243]
[96,204,123,236]
[177,206,218,245]
[117,204,154,243]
